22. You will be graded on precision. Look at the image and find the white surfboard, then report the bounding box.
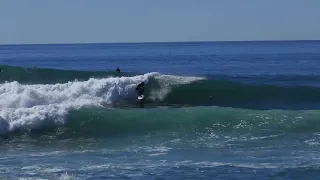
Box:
[138,95,144,100]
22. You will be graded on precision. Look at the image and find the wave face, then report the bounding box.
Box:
[67,107,320,135]
[1,65,320,135]
[160,79,320,109]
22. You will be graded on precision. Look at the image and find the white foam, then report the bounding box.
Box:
[148,153,167,156]
[27,151,66,157]
[59,173,77,180]
[144,146,172,153]
[0,73,156,134]
[0,73,204,134]
[150,74,205,100]
[304,138,320,146]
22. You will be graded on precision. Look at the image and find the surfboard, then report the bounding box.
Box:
[138,95,144,100]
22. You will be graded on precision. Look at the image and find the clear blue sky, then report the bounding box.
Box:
[1,0,320,44]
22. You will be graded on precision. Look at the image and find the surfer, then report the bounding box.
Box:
[116,67,120,73]
[136,82,145,108]
[136,82,145,96]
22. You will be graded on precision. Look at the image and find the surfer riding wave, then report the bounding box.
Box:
[136,82,145,107]
[136,82,144,97]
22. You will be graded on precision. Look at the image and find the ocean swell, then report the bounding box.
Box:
[2,106,320,139]
[1,65,320,135]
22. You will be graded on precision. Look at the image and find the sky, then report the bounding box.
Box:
[0,0,320,44]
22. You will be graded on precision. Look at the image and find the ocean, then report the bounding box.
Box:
[1,41,320,179]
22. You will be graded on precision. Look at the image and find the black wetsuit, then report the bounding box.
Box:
[136,83,144,96]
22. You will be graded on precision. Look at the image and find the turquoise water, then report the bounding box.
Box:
[1,41,320,179]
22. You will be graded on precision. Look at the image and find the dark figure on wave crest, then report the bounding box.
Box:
[116,67,120,73]
[136,82,145,108]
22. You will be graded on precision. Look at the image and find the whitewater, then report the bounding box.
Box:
[0,72,204,134]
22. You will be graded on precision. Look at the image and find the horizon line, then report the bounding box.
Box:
[1,39,320,46]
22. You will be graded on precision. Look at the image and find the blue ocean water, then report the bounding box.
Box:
[1,41,320,179]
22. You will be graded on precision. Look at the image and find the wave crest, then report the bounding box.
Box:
[0,72,168,134]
